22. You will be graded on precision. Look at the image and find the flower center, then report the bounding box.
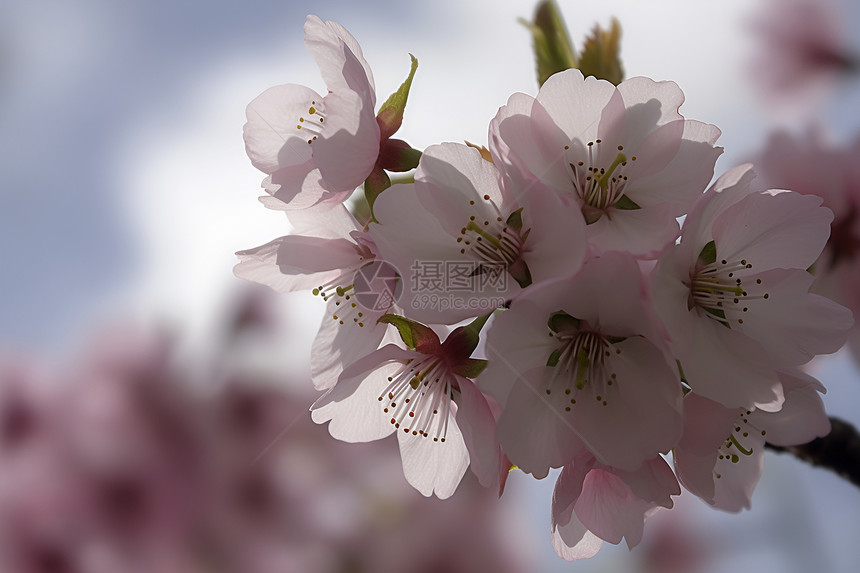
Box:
[713,410,764,480]
[564,140,638,223]
[314,283,372,328]
[545,313,621,410]
[688,255,769,329]
[312,244,380,329]
[296,100,327,145]
[461,220,525,266]
[377,356,455,442]
[456,198,531,287]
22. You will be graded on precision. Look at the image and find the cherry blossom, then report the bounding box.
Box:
[489,69,722,257]
[652,164,852,411]
[311,315,500,498]
[480,252,683,477]
[551,449,679,560]
[674,370,830,512]
[243,15,379,210]
[235,203,395,390]
[369,142,587,324]
[754,130,860,361]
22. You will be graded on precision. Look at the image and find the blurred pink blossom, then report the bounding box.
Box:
[749,0,857,113]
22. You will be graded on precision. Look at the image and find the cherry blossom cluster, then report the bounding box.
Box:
[236,15,854,560]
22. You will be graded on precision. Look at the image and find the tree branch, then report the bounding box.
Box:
[766,416,860,488]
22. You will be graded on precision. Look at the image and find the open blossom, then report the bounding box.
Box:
[551,450,680,561]
[674,370,830,512]
[480,252,683,477]
[754,131,860,360]
[243,15,379,210]
[311,316,500,498]
[370,142,587,324]
[652,164,852,411]
[489,69,722,257]
[235,203,395,390]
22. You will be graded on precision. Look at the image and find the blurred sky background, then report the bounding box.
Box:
[2,0,860,571]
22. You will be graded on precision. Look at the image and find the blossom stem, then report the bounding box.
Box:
[766,416,860,489]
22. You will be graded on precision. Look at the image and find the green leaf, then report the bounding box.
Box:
[577,18,624,85]
[698,240,717,266]
[377,314,440,353]
[376,54,418,141]
[505,208,524,232]
[547,310,580,334]
[519,0,577,87]
[364,165,391,223]
[614,194,640,210]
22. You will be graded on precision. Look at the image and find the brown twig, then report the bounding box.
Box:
[766,417,860,488]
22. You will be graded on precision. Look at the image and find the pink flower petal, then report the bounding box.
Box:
[572,336,682,472]
[310,358,401,443]
[736,268,852,366]
[310,301,387,391]
[455,377,502,489]
[551,511,604,561]
[552,454,596,527]
[575,469,650,548]
[751,373,830,446]
[495,366,587,478]
[312,90,380,193]
[586,202,680,258]
[397,412,469,499]
[244,84,318,174]
[303,15,375,99]
[712,189,832,271]
[537,69,617,146]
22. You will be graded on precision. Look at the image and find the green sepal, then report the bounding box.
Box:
[614,195,640,210]
[505,208,524,232]
[451,358,488,379]
[577,18,624,85]
[519,0,577,87]
[704,307,727,321]
[546,347,563,367]
[547,310,580,334]
[377,138,421,172]
[364,165,391,223]
[377,314,440,353]
[507,257,532,288]
[698,240,717,266]
[376,54,418,141]
[582,205,603,225]
[442,313,491,358]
